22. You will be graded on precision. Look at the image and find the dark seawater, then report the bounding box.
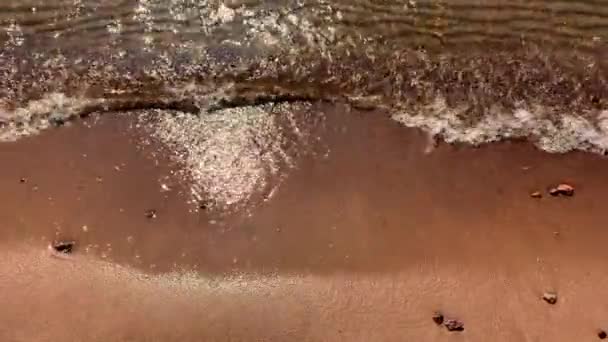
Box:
[1,0,608,153]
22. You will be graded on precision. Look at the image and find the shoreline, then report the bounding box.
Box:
[2,106,608,340]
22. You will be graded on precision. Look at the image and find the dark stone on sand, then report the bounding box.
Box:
[530,191,542,198]
[599,330,607,339]
[52,241,75,254]
[548,184,574,197]
[145,209,157,219]
[444,319,464,332]
[19,177,27,183]
[542,291,558,305]
[432,312,444,325]
[198,200,213,211]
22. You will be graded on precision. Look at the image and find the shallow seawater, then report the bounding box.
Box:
[1,0,607,207]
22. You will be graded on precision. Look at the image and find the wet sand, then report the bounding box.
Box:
[2,107,608,341]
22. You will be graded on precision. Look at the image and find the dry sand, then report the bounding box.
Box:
[2,106,608,341]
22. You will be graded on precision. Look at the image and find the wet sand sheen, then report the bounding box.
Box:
[4,248,608,341]
[2,107,608,340]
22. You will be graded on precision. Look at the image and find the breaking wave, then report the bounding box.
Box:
[1,0,607,205]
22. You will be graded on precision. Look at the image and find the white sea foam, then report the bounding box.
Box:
[0,93,104,141]
[391,97,608,154]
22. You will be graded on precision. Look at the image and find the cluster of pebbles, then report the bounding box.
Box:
[429,182,606,339]
[38,169,605,338]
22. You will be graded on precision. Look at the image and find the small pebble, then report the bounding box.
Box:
[444,319,464,332]
[82,225,88,232]
[549,183,574,197]
[599,330,607,339]
[19,177,27,183]
[432,312,444,325]
[52,240,75,254]
[543,291,558,305]
[198,200,212,210]
[530,191,542,198]
[145,209,157,219]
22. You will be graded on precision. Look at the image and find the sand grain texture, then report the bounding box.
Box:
[1,107,608,341]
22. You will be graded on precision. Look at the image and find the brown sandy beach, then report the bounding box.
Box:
[1,106,608,341]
